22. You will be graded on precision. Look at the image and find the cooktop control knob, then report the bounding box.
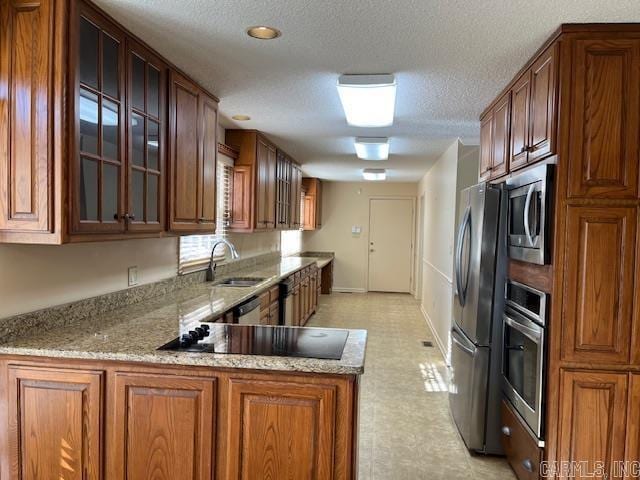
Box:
[195,327,206,339]
[180,334,193,348]
[188,330,200,342]
[201,324,210,333]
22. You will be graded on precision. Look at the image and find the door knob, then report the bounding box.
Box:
[370,249,375,253]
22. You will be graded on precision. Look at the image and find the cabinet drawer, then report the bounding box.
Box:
[500,399,541,480]
[269,285,280,303]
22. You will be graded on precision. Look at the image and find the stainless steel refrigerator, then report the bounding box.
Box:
[449,182,506,455]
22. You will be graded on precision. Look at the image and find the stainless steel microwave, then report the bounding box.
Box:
[505,164,554,265]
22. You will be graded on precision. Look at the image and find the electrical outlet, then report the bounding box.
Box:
[128,266,139,286]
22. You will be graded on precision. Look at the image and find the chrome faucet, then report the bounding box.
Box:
[206,238,240,282]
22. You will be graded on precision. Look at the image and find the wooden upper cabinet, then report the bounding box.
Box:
[255,136,276,230]
[567,38,640,199]
[224,377,337,480]
[479,113,493,180]
[0,0,58,239]
[557,370,628,480]
[6,366,103,480]
[110,372,216,480]
[276,150,292,229]
[528,44,557,162]
[230,165,252,230]
[510,71,531,170]
[126,39,167,232]
[302,177,322,230]
[490,92,511,178]
[168,70,217,233]
[72,2,127,234]
[291,163,303,229]
[561,206,636,364]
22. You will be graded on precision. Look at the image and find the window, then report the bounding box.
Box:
[281,230,302,257]
[178,156,233,273]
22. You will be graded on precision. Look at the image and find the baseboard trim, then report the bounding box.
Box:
[333,287,367,293]
[419,304,449,363]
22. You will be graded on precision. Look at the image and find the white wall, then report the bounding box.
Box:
[303,181,417,292]
[417,140,479,361]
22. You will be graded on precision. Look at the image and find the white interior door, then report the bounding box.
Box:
[368,198,414,292]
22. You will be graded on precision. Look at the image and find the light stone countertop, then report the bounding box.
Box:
[0,256,366,375]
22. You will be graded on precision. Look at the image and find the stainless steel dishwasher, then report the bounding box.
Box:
[233,296,261,325]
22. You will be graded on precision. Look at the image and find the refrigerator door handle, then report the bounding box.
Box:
[451,328,475,356]
[523,184,535,247]
[455,206,471,306]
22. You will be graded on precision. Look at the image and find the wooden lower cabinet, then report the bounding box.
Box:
[0,359,358,480]
[626,374,640,472]
[5,365,103,480]
[501,400,541,480]
[109,372,216,480]
[224,377,337,479]
[556,369,628,480]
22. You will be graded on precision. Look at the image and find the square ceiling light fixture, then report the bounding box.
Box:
[355,137,389,161]
[362,168,386,181]
[337,74,396,127]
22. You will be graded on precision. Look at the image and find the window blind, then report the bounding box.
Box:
[179,157,234,273]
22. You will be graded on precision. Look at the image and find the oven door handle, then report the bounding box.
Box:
[504,314,542,342]
[523,184,536,247]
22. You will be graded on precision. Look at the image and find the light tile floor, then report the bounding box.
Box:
[307,292,516,480]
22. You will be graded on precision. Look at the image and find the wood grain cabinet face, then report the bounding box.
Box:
[110,373,216,480]
[0,0,54,234]
[510,72,531,170]
[72,3,127,234]
[490,92,511,178]
[168,71,217,233]
[567,39,640,199]
[626,375,640,471]
[479,113,493,180]
[7,366,103,480]
[225,378,337,480]
[230,165,252,230]
[528,45,557,163]
[557,370,628,480]
[561,206,636,364]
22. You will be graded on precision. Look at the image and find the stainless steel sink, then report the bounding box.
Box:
[216,277,266,287]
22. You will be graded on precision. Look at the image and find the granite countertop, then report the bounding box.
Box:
[0,256,366,375]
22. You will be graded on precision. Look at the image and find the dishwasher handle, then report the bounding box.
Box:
[234,296,261,317]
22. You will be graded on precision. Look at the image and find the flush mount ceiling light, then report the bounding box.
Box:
[246,26,281,40]
[337,74,396,127]
[355,137,389,161]
[232,114,251,121]
[362,168,386,181]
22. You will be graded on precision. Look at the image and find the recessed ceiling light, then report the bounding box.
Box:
[337,74,396,127]
[247,26,281,40]
[232,114,251,121]
[363,168,386,181]
[355,137,389,161]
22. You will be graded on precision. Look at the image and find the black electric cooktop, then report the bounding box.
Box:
[158,324,349,360]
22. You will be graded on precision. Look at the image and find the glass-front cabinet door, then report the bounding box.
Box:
[126,40,166,232]
[73,3,126,233]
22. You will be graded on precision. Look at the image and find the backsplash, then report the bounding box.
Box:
[0,251,281,343]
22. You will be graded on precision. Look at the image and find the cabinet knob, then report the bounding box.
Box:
[522,459,534,473]
[501,426,511,437]
[117,213,135,222]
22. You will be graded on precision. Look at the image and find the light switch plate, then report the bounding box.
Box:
[128,266,139,286]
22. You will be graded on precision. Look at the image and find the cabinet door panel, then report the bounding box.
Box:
[626,375,640,474]
[110,373,215,480]
[72,4,126,234]
[230,165,252,230]
[490,92,510,178]
[510,72,531,170]
[255,139,269,228]
[557,370,627,480]
[561,206,636,364]
[567,39,640,198]
[225,378,336,480]
[479,113,493,180]
[265,144,277,229]
[7,366,103,480]
[126,40,167,232]
[169,71,200,231]
[0,0,53,233]
[528,45,556,162]
[199,93,218,225]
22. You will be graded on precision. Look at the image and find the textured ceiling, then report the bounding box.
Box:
[95,0,640,181]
